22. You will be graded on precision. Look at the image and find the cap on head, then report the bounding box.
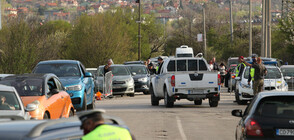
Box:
[252,54,258,58]
[239,56,244,59]
[78,109,106,123]
[158,57,163,60]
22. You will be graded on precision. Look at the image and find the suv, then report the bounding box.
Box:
[33,60,95,111]
[150,57,220,107]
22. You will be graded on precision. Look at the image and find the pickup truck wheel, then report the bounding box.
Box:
[150,85,159,106]
[209,99,218,107]
[194,99,202,105]
[164,88,174,108]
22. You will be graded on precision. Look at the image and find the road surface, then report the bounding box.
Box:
[96,88,247,140]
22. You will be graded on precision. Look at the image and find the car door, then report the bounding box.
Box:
[54,77,67,116]
[45,78,63,119]
[155,63,166,97]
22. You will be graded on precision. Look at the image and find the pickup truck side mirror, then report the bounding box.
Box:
[85,72,93,77]
[285,76,291,80]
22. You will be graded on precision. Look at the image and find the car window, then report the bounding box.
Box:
[177,60,186,71]
[111,66,129,76]
[127,66,147,74]
[34,64,81,77]
[281,68,294,77]
[54,78,63,91]
[0,91,21,110]
[198,60,208,71]
[98,67,104,76]
[243,96,257,116]
[47,78,57,94]
[265,68,282,79]
[254,96,294,119]
[0,79,43,96]
[80,64,86,76]
[167,60,175,72]
[177,54,193,57]
[244,67,250,79]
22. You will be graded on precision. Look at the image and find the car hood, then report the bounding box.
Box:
[21,96,45,106]
[132,74,148,80]
[0,110,24,119]
[58,77,81,86]
[113,75,132,81]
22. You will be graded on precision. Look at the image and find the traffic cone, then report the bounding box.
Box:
[96,91,102,100]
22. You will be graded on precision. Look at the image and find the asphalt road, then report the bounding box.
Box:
[96,88,247,140]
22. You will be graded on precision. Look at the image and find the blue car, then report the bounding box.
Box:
[33,60,95,111]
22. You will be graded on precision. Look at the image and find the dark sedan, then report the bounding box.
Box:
[232,91,294,140]
[126,65,150,94]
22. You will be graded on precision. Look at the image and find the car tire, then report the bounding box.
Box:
[209,99,218,107]
[82,92,87,111]
[130,93,135,97]
[87,96,95,110]
[150,85,159,106]
[194,99,202,105]
[69,109,74,117]
[235,90,247,105]
[143,91,149,95]
[43,112,50,119]
[164,88,174,108]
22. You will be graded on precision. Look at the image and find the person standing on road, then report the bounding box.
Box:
[78,109,134,140]
[219,63,227,87]
[104,59,113,75]
[247,54,257,85]
[147,59,155,74]
[212,57,219,71]
[242,57,267,96]
[236,56,246,78]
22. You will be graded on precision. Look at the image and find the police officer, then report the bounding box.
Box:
[247,54,257,85]
[78,109,134,140]
[236,56,246,78]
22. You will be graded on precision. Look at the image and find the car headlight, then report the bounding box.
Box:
[138,77,148,82]
[66,85,82,91]
[240,83,250,89]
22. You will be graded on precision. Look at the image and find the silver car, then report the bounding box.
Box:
[97,65,135,97]
[0,84,31,120]
[280,65,294,91]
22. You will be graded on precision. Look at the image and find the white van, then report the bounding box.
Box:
[175,45,194,57]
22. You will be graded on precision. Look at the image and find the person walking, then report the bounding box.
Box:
[242,57,267,96]
[219,63,227,87]
[78,109,135,140]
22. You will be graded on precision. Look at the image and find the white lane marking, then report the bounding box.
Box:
[176,116,187,140]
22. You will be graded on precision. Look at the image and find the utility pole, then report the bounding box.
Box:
[267,0,271,58]
[0,0,2,30]
[249,0,252,56]
[229,0,234,42]
[261,0,265,57]
[137,0,141,61]
[203,4,207,58]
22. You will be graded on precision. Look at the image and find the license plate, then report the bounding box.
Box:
[190,90,203,94]
[276,129,294,136]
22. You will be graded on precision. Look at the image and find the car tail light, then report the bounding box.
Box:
[217,74,221,85]
[171,75,175,87]
[245,118,263,137]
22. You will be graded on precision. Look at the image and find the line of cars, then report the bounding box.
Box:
[0,60,96,120]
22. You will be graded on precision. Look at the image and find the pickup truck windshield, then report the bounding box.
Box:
[167,59,208,72]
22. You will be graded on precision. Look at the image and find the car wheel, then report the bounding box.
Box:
[194,99,202,105]
[69,109,74,117]
[129,93,135,97]
[121,94,124,97]
[209,99,218,107]
[235,90,247,105]
[164,88,174,108]
[81,92,87,111]
[43,112,50,119]
[143,91,149,95]
[87,96,95,110]
[150,85,159,106]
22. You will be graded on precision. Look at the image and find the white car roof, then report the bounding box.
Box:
[0,84,16,92]
[86,68,97,71]
[257,91,294,98]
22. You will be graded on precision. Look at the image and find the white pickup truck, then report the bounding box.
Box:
[150,56,221,107]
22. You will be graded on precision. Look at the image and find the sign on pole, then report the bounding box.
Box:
[197,34,203,42]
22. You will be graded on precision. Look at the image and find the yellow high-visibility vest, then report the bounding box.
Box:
[236,63,246,77]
